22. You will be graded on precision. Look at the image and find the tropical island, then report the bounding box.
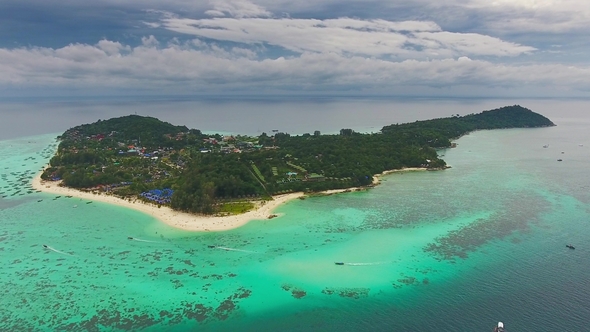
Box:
[34,105,554,230]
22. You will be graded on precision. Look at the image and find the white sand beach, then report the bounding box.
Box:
[31,172,303,232]
[31,167,427,231]
[372,167,428,185]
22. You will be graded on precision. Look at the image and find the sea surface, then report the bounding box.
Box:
[1,99,590,331]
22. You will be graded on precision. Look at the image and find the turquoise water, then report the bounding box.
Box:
[2,119,590,331]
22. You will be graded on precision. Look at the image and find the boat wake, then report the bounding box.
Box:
[343,261,390,266]
[129,237,159,243]
[215,246,258,254]
[44,245,74,256]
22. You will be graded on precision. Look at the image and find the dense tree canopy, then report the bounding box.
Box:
[44,105,554,214]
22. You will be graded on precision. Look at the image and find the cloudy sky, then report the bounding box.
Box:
[1,0,589,98]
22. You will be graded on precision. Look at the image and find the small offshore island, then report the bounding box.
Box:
[33,105,554,230]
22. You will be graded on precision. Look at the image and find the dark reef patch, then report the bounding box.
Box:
[321,287,369,299]
[423,194,548,261]
[281,284,307,299]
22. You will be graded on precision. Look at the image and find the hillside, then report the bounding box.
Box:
[380,105,555,147]
[59,115,193,149]
[43,106,554,215]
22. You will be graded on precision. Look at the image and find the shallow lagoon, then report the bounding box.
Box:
[2,108,590,331]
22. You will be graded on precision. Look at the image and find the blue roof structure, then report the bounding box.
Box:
[140,188,174,205]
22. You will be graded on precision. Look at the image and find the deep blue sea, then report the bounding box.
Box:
[1,98,590,331]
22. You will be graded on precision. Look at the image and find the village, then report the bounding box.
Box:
[43,124,333,209]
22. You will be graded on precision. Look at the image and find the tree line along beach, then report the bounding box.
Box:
[33,105,554,230]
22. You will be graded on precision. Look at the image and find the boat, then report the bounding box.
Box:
[335,262,345,265]
[207,245,216,248]
[42,244,48,249]
[127,236,134,240]
[557,159,563,161]
[566,244,575,249]
[543,144,549,148]
[493,322,505,332]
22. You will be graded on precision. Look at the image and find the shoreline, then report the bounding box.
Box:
[31,167,428,232]
[372,167,428,185]
[31,171,304,232]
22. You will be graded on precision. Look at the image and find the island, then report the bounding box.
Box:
[33,105,554,231]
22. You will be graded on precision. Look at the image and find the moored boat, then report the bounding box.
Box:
[566,244,575,249]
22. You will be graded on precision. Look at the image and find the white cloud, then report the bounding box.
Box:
[53,43,108,62]
[142,21,161,28]
[97,40,130,56]
[17,0,590,35]
[206,0,272,18]
[141,35,160,47]
[0,38,588,96]
[204,10,226,17]
[428,0,590,33]
[231,47,258,59]
[158,17,535,59]
[251,0,590,34]
[3,0,590,97]
[480,0,586,10]
[483,11,590,34]
[143,9,179,19]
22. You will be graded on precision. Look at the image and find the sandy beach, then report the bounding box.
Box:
[372,167,428,185]
[31,167,427,231]
[31,172,304,232]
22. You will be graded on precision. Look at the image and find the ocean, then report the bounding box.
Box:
[1,98,590,331]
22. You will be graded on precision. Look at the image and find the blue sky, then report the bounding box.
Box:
[1,0,589,98]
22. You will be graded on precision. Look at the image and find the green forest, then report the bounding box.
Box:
[42,105,554,215]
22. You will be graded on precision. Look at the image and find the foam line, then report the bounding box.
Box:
[45,246,74,256]
[131,238,159,243]
[344,261,390,266]
[215,246,258,254]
